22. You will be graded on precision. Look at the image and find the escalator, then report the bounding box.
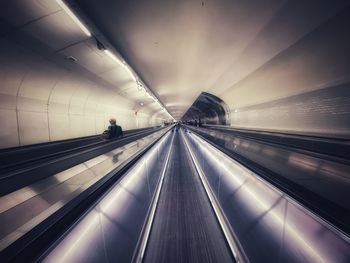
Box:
[2,126,349,262]
[38,128,236,263]
[0,126,163,195]
[142,130,234,263]
[187,125,350,235]
[0,126,171,261]
[0,127,158,173]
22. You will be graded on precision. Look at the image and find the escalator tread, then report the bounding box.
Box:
[144,131,233,263]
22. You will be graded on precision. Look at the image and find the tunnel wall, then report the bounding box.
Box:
[0,38,158,149]
[182,92,230,125]
[217,6,350,138]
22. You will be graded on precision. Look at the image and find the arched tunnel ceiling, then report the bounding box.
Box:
[73,0,348,119]
[182,92,230,125]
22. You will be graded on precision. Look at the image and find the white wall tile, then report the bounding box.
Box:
[48,113,70,141]
[0,109,19,148]
[0,93,17,110]
[0,20,155,148]
[18,110,49,145]
[69,114,86,138]
[83,115,96,136]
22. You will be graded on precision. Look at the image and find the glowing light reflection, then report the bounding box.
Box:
[189,133,328,263]
[56,0,91,37]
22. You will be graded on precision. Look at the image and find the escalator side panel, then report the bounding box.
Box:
[37,132,172,263]
[185,130,350,263]
[187,126,350,233]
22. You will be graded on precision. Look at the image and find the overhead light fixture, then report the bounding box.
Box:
[65,55,77,62]
[97,38,158,105]
[123,65,136,82]
[56,0,91,37]
[59,0,157,108]
[104,49,124,67]
[104,49,136,81]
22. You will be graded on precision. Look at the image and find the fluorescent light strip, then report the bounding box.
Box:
[105,49,165,113]
[123,65,136,81]
[104,50,125,67]
[103,49,137,81]
[56,0,171,119]
[100,54,169,119]
[104,50,136,81]
[56,0,91,37]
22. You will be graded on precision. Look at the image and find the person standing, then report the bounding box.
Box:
[115,120,123,138]
[105,118,123,139]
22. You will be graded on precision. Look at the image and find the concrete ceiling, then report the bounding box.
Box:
[74,0,349,120]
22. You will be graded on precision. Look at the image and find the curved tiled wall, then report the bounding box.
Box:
[215,6,350,138]
[0,39,160,149]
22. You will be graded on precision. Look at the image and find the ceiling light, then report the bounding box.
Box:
[104,50,124,67]
[104,50,137,82]
[123,65,136,82]
[56,0,91,37]
[65,55,77,62]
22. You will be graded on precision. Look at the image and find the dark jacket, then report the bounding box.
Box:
[108,124,123,139]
